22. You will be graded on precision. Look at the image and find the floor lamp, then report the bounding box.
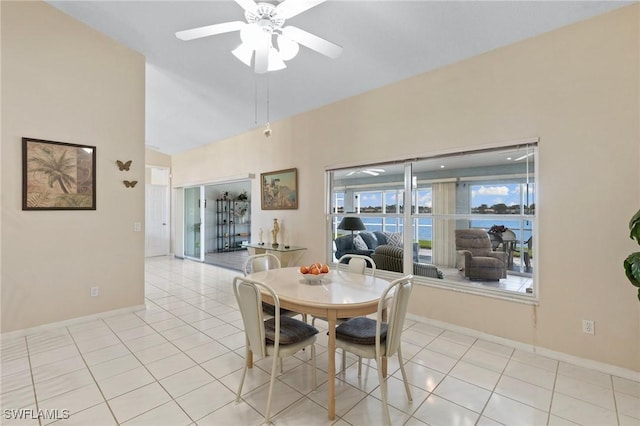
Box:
[338,217,366,238]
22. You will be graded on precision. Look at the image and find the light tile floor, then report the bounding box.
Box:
[1,256,638,426]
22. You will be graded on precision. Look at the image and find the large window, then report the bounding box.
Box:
[327,142,537,298]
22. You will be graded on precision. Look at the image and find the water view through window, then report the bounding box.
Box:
[328,142,537,297]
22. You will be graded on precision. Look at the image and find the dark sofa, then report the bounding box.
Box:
[334,231,438,275]
[334,231,419,261]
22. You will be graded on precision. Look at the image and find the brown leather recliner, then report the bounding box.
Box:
[455,229,507,280]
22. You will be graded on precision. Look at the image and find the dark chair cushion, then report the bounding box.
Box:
[335,317,387,345]
[264,316,318,345]
[261,301,297,317]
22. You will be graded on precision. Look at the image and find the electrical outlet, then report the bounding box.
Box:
[90,287,99,297]
[582,319,595,335]
[134,222,141,232]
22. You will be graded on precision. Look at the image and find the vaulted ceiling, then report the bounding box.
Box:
[48,1,632,155]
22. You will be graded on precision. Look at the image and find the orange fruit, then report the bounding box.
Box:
[300,265,309,274]
[320,264,329,273]
[311,268,320,275]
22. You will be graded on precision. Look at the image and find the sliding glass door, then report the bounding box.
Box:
[184,186,204,261]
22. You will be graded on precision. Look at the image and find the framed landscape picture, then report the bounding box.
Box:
[22,137,96,210]
[261,168,298,210]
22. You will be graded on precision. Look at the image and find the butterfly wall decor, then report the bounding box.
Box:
[123,180,138,188]
[116,160,132,171]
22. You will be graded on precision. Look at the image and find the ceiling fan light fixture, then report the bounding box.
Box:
[240,24,264,50]
[232,43,254,66]
[267,47,287,71]
[176,0,341,74]
[277,33,299,61]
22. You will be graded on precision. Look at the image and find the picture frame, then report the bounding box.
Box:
[22,137,96,210]
[260,168,298,210]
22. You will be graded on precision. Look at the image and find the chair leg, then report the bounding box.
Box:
[397,347,413,403]
[311,344,317,390]
[236,346,250,402]
[341,350,346,373]
[280,358,283,374]
[236,363,248,402]
[376,356,392,426]
[265,356,279,424]
[357,356,362,378]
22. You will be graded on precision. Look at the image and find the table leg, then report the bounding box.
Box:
[327,310,337,420]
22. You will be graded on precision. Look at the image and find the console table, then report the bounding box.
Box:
[241,243,306,267]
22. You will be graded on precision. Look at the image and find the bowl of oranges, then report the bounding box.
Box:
[299,263,330,284]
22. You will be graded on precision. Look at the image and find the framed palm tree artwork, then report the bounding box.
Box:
[22,138,96,210]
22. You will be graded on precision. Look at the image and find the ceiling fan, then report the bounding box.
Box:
[175,0,343,73]
[346,168,386,177]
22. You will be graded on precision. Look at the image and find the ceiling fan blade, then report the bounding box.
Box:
[362,170,379,176]
[254,33,270,74]
[234,0,259,14]
[368,168,385,173]
[282,26,342,59]
[276,0,327,19]
[176,21,245,41]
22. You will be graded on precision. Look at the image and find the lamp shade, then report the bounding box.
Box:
[338,217,366,232]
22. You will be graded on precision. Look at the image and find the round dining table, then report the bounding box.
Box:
[245,266,390,420]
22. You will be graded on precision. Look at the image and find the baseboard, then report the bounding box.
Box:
[0,304,146,341]
[406,313,640,382]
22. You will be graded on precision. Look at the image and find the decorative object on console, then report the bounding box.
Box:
[22,137,96,211]
[272,218,280,248]
[116,160,132,171]
[259,227,264,245]
[261,168,298,210]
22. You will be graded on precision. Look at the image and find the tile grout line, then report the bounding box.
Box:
[66,319,121,425]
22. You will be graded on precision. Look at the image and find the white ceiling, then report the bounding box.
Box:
[47,0,632,155]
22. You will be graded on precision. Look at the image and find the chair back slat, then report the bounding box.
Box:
[377,276,413,358]
[243,253,281,276]
[337,254,376,277]
[233,277,281,358]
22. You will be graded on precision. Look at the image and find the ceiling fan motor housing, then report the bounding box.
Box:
[245,3,285,33]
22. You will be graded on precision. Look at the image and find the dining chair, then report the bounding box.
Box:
[335,253,377,276]
[243,253,306,322]
[334,275,414,426]
[233,276,318,424]
[312,254,376,328]
[312,254,376,372]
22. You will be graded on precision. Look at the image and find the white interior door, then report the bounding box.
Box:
[146,184,170,256]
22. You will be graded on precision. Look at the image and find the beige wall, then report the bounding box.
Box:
[145,148,171,169]
[172,5,640,371]
[1,1,146,331]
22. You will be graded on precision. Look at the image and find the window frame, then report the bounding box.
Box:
[326,140,538,303]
